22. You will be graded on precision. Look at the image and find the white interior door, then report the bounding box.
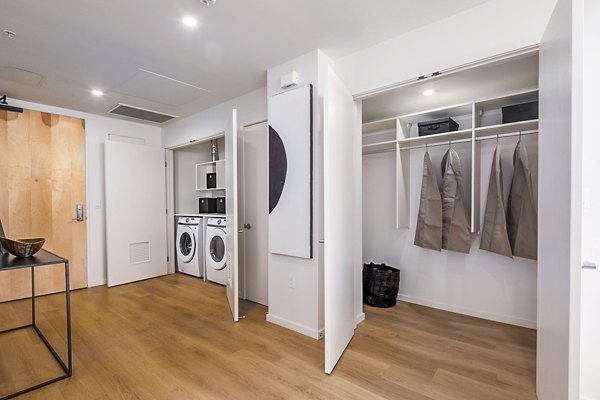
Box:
[324,66,361,374]
[241,122,269,306]
[226,109,240,321]
[105,141,168,287]
[537,0,581,399]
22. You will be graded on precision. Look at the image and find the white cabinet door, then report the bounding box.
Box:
[105,141,168,287]
[324,66,362,374]
[226,109,240,322]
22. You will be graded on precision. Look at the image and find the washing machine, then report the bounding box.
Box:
[205,217,228,285]
[176,217,203,278]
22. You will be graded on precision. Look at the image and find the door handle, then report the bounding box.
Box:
[243,223,252,230]
[72,204,84,222]
[582,261,597,270]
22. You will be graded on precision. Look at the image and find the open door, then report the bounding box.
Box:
[537,0,581,398]
[324,67,362,374]
[226,109,240,322]
[105,141,168,287]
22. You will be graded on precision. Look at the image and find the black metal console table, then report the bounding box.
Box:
[0,249,72,400]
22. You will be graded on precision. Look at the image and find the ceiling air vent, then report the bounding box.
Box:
[107,103,177,124]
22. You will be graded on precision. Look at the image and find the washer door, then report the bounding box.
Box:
[207,228,227,270]
[177,226,196,263]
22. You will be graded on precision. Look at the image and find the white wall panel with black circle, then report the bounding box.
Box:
[268,85,313,259]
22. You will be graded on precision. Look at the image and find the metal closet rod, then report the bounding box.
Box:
[362,129,539,155]
[400,129,538,152]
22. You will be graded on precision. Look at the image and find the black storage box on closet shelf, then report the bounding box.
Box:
[216,197,226,214]
[502,101,539,124]
[199,197,217,213]
[363,263,400,308]
[418,117,459,137]
[206,172,217,189]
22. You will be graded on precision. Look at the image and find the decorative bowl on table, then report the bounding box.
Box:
[0,237,46,258]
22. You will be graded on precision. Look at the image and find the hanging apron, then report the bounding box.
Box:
[414,151,443,251]
[441,148,471,253]
[480,145,513,258]
[507,140,538,260]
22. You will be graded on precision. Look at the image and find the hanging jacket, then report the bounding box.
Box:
[414,151,443,251]
[480,145,513,258]
[507,140,538,260]
[441,148,471,253]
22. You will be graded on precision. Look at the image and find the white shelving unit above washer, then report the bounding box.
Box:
[196,159,226,192]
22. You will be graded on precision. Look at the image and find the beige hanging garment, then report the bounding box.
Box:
[414,151,442,251]
[507,140,538,260]
[441,148,471,253]
[480,145,513,258]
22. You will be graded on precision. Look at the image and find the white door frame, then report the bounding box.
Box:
[165,132,226,275]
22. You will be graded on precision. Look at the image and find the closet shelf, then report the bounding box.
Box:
[362,140,396,153]
[196,159,226,166]
[363,119,396,135]
[474,119,538,138]
[398,128,473,148]
[197,187,225,192]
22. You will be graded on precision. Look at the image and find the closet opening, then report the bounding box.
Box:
[166,122,269,319]
[360,49,539,393]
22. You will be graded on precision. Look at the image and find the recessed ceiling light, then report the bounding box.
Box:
[200,0,217,6]
[91,89,103,97]
[182,16,198,27]
[423,89,435,96]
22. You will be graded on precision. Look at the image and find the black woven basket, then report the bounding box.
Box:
[363,263,400,308]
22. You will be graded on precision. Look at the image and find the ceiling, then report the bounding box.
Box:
[362,52,539,124]
[0,0,492,124]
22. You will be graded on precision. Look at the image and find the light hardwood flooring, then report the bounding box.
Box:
[0,274,537,399]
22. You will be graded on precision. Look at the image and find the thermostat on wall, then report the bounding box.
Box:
[280,71,299,89]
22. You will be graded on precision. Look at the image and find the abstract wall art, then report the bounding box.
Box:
[268,84,313,259]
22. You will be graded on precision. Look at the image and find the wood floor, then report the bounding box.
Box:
[0,274,537,399]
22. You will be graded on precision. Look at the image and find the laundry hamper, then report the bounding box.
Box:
[363,263,400,308]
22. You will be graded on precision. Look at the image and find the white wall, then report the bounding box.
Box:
[335,0,557,96]
[363,135,539,328]
[162,88,267,148]
[7,98,162,287]
[266,50,326,338]
[580,0,599,398]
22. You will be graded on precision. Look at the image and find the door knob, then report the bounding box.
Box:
[244,223,252,230]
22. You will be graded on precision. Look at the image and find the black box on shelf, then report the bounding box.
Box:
[206,172,217,189]
[216,197,226,214]
[417,118,459,137]
[502,101,539,124]
[199,198,217,214]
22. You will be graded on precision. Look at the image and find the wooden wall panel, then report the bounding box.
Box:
[0,110,87,302]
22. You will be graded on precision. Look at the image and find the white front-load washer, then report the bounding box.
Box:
[205,217,228,285]
[176,217,203,278]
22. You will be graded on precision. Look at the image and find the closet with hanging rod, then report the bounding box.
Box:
[361,50,539,328]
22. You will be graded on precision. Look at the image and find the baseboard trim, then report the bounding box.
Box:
[266,313,321,339]
[356,312,366,326]
[397,294,537,329]
[88,279,107,288]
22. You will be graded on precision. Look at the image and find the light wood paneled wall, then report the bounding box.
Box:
[0,109,87,301]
